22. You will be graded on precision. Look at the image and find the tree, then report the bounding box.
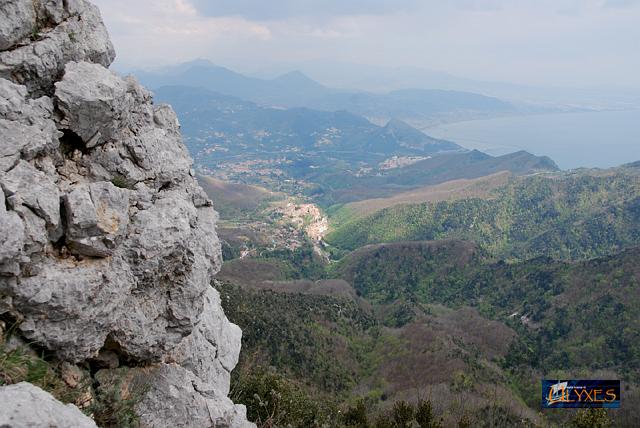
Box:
[571,408,612,428]
[415,399,442,428]
[391,400,414,428]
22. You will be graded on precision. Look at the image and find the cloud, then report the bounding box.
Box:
[604,0,640,8]
[93,0,271,67]
[92,0,640,87]
[188,0,421,20]
[187,0,609,20]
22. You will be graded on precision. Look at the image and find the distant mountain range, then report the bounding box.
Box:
[153,84,558,205]
[136,60,518,124]
[153,85,463,164]
[250,60,640,110]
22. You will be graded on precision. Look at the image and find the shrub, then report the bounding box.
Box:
[415,399,442,428]
[342,399,368,427]
[90,371,143,428]
[231,367,334,427]
[111,175,133,189]
[391,400,414,428]
[457,414,472,428]
[571,409,612,428]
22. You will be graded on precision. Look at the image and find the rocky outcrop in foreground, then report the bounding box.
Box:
[0,0,252,426]
[0,382,98,427]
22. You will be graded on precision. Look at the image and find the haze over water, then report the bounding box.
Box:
[426,109,640,170]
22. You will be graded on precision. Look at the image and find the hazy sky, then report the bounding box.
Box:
[93,0,640,87]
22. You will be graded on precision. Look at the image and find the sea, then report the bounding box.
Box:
[425,110,640,170]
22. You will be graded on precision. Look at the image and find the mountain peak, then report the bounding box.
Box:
[272,70,325,89]
[384,118,415,131]
[180,58,216,68]
[274,70,312,80]
[382,118,464,153]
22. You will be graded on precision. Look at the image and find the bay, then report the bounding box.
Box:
[425,110,640,169]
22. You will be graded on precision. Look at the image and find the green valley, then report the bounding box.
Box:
[200,161,640,427]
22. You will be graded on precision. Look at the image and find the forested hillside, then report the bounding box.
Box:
[209,164,640,427]
[219,241,640,427]
[328,170,640,260]
[333,241,640,381]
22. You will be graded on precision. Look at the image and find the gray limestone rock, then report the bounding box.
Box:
[0,0,115,96]
[0,382,97,428]
[63,181,129,257]
[55,62,133,146]
[54,62,192,188]
[9,257,132,360]
[0,1,252,426]
[0,77,57,125]
[1,160,61,240]
[0,0,36,51]
[169,287,242,394]
[14,205,49,258]
[0,192,25,274]
[0,118,59,171]
[97,364,253,428]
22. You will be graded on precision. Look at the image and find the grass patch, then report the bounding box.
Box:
[0,327,86,404]
[1,325,143,426]
[111,175,134,189]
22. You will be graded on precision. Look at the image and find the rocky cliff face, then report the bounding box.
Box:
[0,1,252,426]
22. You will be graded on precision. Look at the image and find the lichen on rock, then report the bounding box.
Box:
[0,1,253,426]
